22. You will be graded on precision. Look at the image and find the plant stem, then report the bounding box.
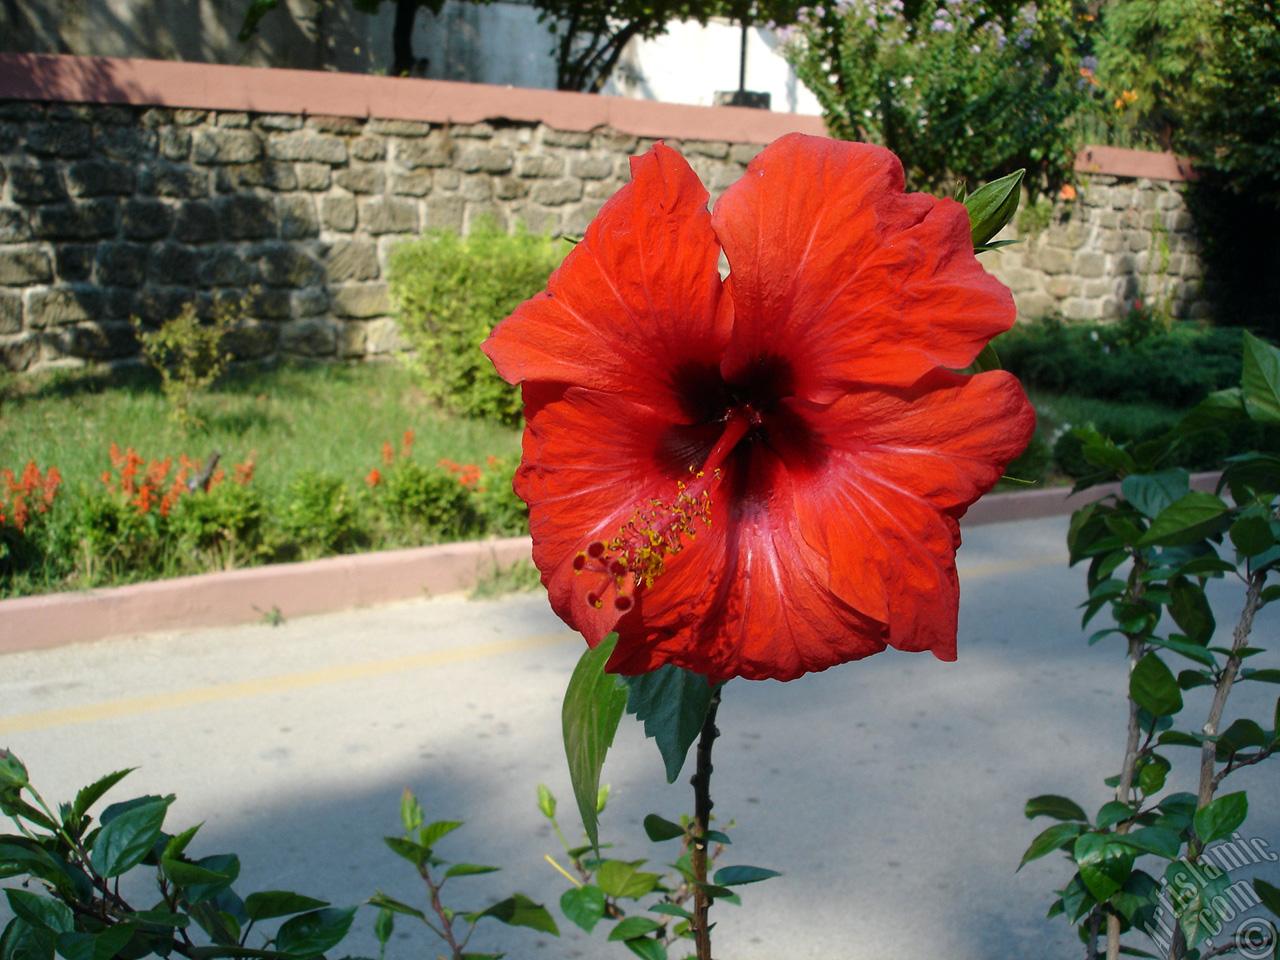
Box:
[690,685,723,960]
[1107,632,1146,960]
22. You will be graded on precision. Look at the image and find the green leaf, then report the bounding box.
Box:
[180,854,239,906]
[596,860,663,900]
[374,906,394,946]
[54,925,135,960]
[3,892,72,935]
[470,894,558,936]
[399,788,423,834]
[163,858,232,890]
[1170,388,1245,436]
[1130,653,1183,718]
[1215,718,1269,760]
[1242,668,1280,683]
[1096,801,1135,830]
[1148,637,1217,668]
[1074,832,1136,902]
[70,769,135,824]
[1018,821,1086,870]
[1138,755,1171,795]
[418,820,462,851]
[0,918,54,960]
[536,784,556,820]
[1139,492,1231,547]
[383,836,429,868]
[1113,826,1182,860]
[622,665,715,783]
[122,910,190,928]
[366,892,426,921]
[958,342,1002,375]
[1193,792,1248,845]
[965,168,1024,246]
[1165,859,1231,949]
[1025,795,1088,821]
[642,815,686,843]
[164,824,202,861]
[243,892,329,922]
[563,634,628,850]
[444,863,499,878]
[621,937,667,960]
[1254,878,1280,918]
[712,865,780,886]
[1231,512,1275,557]
[608,917,662,941]
[272,906,357,958]
[559,885,605,933]
[88,796,173,878]
[1242,331,1280,425]
[1167,580,1215,645]
[649,903,692,919]
[1122,470,1191,520]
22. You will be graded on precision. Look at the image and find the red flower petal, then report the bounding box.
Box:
[483,144,729,421]
[712,133,1015,400]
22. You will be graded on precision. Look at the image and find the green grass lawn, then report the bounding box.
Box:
[2,361,522,502]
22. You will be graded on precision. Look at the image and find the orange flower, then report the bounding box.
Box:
[366,468,383,487]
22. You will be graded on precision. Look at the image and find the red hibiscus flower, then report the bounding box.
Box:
[484,133,1035,682]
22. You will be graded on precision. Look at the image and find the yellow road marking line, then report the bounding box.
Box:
[0,630,578,735]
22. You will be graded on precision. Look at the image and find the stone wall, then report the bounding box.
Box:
[0,55,1210,375]
[0,101,774,372]
[986,170,1207,322]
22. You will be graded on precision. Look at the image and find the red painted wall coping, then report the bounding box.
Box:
[0,52,827,146]
[0,54,1194,177]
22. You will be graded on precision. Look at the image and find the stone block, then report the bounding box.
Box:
[215,163,297,193]
[140,162,210,198]
[322,196,357,232]
[0,208,32,242]
[453,122,494,138]
[683,140,730,159]
[592,130,639,154]
[291,287,329,317]
[0,103,44,122]
[199,246,253,287]
[25,285,104,327]
[541,128,590,148]
[515,154,564,178]
[279,317,337,356]
[339,320,367,358]
[95,126,158,160]
[570,156,613,180]
[335,166,386,194]
[367,119,434,136]
[173,109,207,126]
[25,122,92,157]
[276,195,319,239]
[66,159,135,196]
[62,321,137,359]
[464,202,505,232]
[351,136,387,162]
[257,114,304,131]
[223,319,278,360]
[1074,251,1106,278]
[332,283,391,318]
[433,169,461,190]
[215,112,251,128]
[461,176,493,201]
[455,146,514,174]
[325,239,380,282]
[96,243,149,287]
[193,128,265,164]
[397,134,453,169]
[531,178,583,206]
[495,176,528,201]
[0,247,53,285]
[267,131,348,165]
[1166,210,1194,232]
[1035,246,1072,275]
[34,200,118,241]
[158,126,192,159]
[359,197,417,234]
[730,143,763,165]
[248,287,291,319]
[103,287,139,321]
[9,164,67,203]
[149,243,201,285]
[390,173,432,196]
[307,116,364,135]
[295,163,333,191]
[1126,230,1151,252]
[55,245,93,282]
[0,333,39,370]
[121,199,174,240]
[251,242,325,288]
[172,201,220,243]
[423,196,463,233]
[216,194,279,240]
[362,316,405,354]
[1015,290,1057,319]
[0,291,22,334]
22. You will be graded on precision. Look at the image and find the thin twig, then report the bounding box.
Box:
[690,685,723,960]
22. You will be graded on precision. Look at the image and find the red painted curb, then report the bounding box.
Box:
[0,474,1221,655]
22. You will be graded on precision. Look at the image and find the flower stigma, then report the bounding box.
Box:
[572,408,755,613]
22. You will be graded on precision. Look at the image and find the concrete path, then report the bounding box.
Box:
[2,514,1278,960]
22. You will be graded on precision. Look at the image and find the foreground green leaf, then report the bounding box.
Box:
[563,634,628,850]
[623,665,715,783]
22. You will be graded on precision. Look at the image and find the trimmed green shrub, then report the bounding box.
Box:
[389,222,569,424]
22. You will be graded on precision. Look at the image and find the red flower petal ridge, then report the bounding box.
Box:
[484,133,1035,682]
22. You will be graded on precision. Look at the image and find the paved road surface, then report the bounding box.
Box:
[3,515,1278,959]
